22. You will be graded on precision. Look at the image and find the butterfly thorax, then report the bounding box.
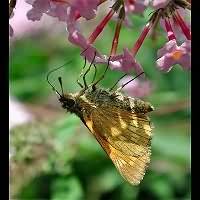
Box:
[82,87,154,114]
[59,87,154,122]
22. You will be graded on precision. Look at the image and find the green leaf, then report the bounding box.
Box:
[51,176,84,200]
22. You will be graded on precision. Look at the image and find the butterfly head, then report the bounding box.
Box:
[46,69,83,115]
[59,93,76,110]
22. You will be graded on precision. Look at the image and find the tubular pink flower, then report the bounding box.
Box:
[164,18,176,40]
[26,0,68,21]
[74,0,107,20]
[26,0,99,21]
[118,75,153,97]
[66,7,107,63]
[156,39,191,72]
[159,8,190,42]
[125,0,150,14]
[122,0,149,28]
[110,48,144,74]
[70,0,99,20]
[151,0,170,9]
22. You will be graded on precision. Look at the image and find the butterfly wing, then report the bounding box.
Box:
[82,106,153,185]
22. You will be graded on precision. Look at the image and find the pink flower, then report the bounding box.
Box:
[159,8,191,42]
[70,0,99,20]
[151,0,170,9]
[66,9,144,75]
[110,48,144,74]
[156,39,191,72]
[26,0,99,21]
[66,7,107,63]
[121,0,149,27]
[118,75,153,98]
[9,0,64,39]
[26,0,68,21]
[125,0,150,14]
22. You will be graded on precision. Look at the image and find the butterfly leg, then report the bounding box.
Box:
[109,73,127,91]
[91,64,97,84]
[87,64,98,90]
[82,52,97,89]
[92,56,111,87]
[76,56,87,88]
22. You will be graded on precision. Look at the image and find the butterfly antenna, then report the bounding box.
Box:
[116,72,145,92]
[80,46,91,56]
[46,69,61,97]
[91,64,97,83]
[92,56,111,86]
[77,56,87,88]
[58,77,64,96]
[46,61,72,97]
[148,9,157,17]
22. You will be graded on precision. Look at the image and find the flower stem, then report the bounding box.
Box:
[173,11,191,40]
[164,18,176,41]
[131,22,151,56]
[110,7,125,56]
[110,19,123,56]
[87,0,121,44]
[87,9,115,44]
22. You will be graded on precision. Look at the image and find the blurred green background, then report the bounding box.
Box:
[10,9,191,200]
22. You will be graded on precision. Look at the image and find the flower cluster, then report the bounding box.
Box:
[11,0,191,97]
[154,1,191,72]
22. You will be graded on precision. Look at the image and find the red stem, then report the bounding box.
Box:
[128,0,135,4]
[131,22,151,56]
[174,11,191,40]
[87,9,115,44]
[164,18,176,41]
[110,18,123,56]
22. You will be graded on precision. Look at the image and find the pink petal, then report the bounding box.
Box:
[156,54,175,72]
[157,39,177,57]
[109,48,144,74]
[119,76,153,97]
[71,0,99,20]
[66,7,106,63]
[27,8,43,21]
[151,0,170,9]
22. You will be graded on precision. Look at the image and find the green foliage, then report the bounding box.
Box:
[10,11,190,200]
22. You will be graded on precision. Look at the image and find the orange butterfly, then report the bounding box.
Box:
[47,56,154,185]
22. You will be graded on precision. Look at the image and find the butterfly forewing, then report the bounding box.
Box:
[83,105,153,185]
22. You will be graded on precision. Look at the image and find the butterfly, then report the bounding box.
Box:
[47,55,154,185]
